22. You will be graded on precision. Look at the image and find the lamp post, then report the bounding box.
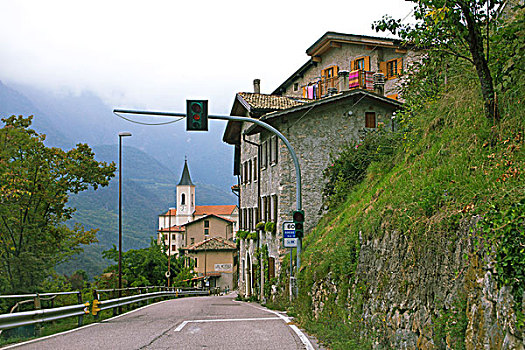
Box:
[118,131,132,307]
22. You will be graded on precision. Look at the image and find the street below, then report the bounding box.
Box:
[4,294,318,350]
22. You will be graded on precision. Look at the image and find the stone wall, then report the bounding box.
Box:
[238,96,398,291]
[308,218,525,349]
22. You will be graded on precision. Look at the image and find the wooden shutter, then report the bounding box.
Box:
[365,112,376,128]
[268,257,275,279]
[364,56,370,71]
[350,59,355,71]
[379,61,387,75]
[396,58,403,75]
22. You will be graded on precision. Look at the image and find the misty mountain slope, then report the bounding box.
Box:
[0,81,73,148]
[11,82,236,191]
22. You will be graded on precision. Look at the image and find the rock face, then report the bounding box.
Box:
[308,218,524,349]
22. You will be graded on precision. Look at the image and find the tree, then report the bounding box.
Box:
[101,239,193,287]
[0,115,116,293]
[373,0,503,120]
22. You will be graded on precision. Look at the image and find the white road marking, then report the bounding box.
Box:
[174,317,281,331]
[244,303,315,350]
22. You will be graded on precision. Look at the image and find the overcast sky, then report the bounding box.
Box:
[0,0,415,115]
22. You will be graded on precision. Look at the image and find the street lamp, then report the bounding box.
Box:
[118,131,132,306]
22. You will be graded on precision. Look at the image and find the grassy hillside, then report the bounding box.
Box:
[289,14,525,349]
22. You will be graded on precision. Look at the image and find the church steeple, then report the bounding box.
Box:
[177,159,194,186]
[175,159,195,224]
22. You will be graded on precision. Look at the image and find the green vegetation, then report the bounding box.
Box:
[101,240,193,287]
[0,116,115,294]
[291,5,524,348]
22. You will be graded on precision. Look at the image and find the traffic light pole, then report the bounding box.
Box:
[113,109,303,296]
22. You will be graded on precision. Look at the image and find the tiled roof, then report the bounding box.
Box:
[194,205,237,216]
[158,225,184,232]
[184,237,237,251]
[182,214,234,227]
[161,208,177,216]
[161,205,237,217]
[238,92,306,111]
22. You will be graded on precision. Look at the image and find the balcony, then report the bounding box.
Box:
[302,70,375,100]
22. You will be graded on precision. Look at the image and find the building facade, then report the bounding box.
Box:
[157,160,239,256]
[223,32,414,297]
[182,237,237,292]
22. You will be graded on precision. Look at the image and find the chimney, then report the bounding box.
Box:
[253,79,261,94]
[338,70,350,92]
[373,73,385,96]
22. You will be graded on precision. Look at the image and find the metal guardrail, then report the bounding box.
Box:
[0,287,210,332]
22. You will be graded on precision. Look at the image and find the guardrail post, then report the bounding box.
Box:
[77,291,84,327]
[33,293,41,337]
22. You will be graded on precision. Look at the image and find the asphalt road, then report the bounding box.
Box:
[4,294,320,350]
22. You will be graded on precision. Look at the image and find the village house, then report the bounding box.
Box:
[157,160,239,256]
[181,236,237,292]
[223,31,416,297]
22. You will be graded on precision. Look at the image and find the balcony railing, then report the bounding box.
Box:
[302,70,375,100]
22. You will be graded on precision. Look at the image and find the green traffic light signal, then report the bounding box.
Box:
[186,100,208,131]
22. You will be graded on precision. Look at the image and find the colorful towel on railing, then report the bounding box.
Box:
[365,71,374,90]
[307,85,314,99]
[349,70,360,88]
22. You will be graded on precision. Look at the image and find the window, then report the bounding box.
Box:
[270,136,278,164]
[387,60,397,78]
[351,56,370,71]
[248,160,252,183]
[253,157,257,181]
[272,194,278,222]
[261,142,268,168]
[293,82,299,91]
[172,245,176,251]
[381,58,403,78]
[195,258,198,267]
[191,237,195,245]
[267,138,273,164]
[204,228,209,235]
[204,220,209,228]
[181,193,186,205]
[355,58,365,70]
[172,234,176,240]
[365,112,376,128]
[322,66,337,79]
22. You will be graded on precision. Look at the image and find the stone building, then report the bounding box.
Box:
[223,31,413,297]
[157,160,239,256]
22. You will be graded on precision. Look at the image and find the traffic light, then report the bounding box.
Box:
[186,100,208,131]
[293,210,305,238]
[91,299,101,315]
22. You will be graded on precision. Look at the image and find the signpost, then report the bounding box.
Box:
[283,222,297,248]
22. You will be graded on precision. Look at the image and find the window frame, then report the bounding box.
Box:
[365,112,376,128]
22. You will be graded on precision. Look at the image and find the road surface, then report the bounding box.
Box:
[3,293,320,350]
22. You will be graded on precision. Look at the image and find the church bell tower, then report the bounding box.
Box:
[175,159,195,225]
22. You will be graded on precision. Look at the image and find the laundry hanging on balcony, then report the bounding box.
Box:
[302,83,319,99]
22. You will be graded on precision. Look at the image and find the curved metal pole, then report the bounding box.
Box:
[113,109,303,295]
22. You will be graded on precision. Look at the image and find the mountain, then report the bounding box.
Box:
[0,81,237,278]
